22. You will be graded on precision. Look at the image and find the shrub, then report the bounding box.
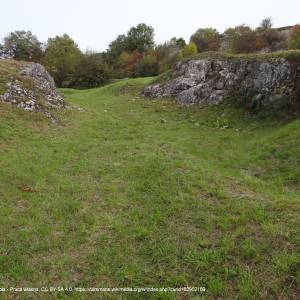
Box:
[154,38,184,73]
[182,42,198,57]
[256,19,285,51]
[158,49,182,73]
[289,25,300,49]
[117,51,143,78]
[260,29,284,51]
[136,54,158,77]
[229,26,258,54]
[71,54,111,89]
[190,28,220,52]
[224,23,287,53]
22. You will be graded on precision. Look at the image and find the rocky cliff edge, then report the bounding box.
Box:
[143,52,300,112]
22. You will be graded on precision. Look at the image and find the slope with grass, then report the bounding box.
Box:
[0,78,299,299]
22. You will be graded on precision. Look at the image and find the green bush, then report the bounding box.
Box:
[182,42,198,57]
[155,38,184,73]
[135,54,158,77]
[71,54,111,89]
[289,25,300,49]
[43,34,83,87]
[190,28,220,52]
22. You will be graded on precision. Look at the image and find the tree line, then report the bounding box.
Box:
[1,18,300,88]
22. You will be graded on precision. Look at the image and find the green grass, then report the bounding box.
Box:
[0,60,19,94]
[0,78,299,299]
[184,49,300,62]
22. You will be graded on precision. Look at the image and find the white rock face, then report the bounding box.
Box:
[143,57,300,111]
[0,62,66,121]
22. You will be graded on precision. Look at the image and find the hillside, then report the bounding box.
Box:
[0,76,299,299]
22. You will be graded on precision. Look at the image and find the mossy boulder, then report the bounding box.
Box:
[0,60,66,121]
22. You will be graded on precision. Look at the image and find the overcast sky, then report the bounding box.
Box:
[1,0,299,52]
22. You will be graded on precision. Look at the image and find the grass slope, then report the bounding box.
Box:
[184,49,300,62]
[0,60,19,94]
[0,78,299,299]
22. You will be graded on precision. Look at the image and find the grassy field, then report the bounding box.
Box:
[0,78,299,299]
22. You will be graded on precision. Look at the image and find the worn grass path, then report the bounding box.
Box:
[0,78,299,299]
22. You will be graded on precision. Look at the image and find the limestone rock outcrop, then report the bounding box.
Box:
[0,61,66,121]
[143,55,300,111]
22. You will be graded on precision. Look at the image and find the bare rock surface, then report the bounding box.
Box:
[0,61,67,121]
[143,56,300,110]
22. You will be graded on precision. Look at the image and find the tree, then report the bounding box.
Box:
[125,23,155,52]
[2,31,43,62]
[107,23,154,59]
[106,34,128,63]
[71,53,111,88]
[154,39,183,73]
[182,42,198,57]
[190,28,220,52]
[259,17,273,30]
[0,44,4,58]
[105,23,155,77]
[43,34,83,87]
[117,51,143,78]
[255,18,284,51]
[167,37,186,48]
[176,38,186,48]
[222,27,239,52]
[289,24,300,49]
[260,28,283,51]
[232,30,257,53]
[224,26,257,53]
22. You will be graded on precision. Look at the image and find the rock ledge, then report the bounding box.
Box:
[143,57,300,111]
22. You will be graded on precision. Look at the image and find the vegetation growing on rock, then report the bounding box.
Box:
[0,60,66,121]
[143,51,300,115]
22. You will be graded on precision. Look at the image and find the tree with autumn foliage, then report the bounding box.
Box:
[223,26,257,53]
[289,25,300,49]
[155,37,185,73]
[182,42,198,57]
[190,28,220,52]
[256,18,285,51]
[105,23,155,77]
[117,51,143,78]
